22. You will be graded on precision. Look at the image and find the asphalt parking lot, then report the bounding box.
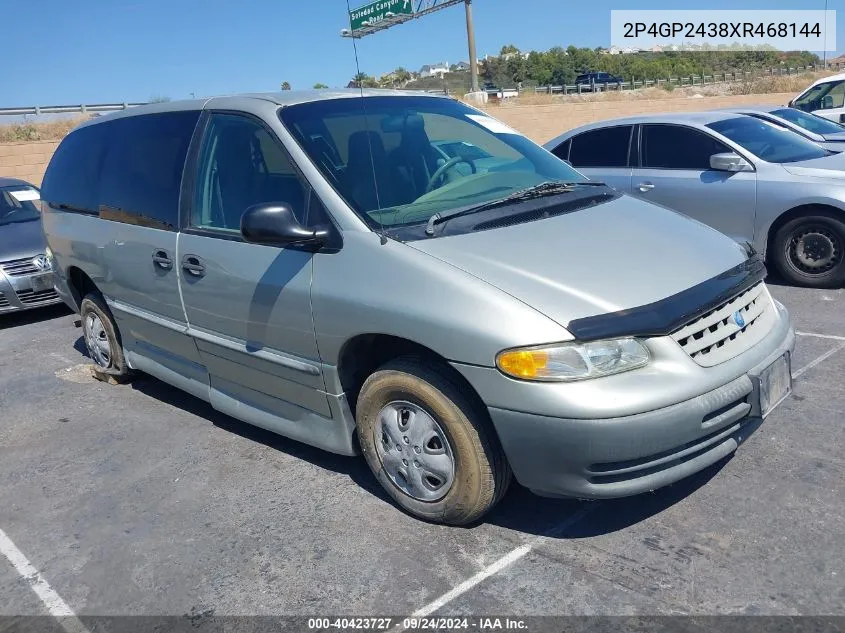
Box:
[1,277,844,628]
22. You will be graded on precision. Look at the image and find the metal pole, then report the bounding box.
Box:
[823,0,829,67]
[465,0,480,93]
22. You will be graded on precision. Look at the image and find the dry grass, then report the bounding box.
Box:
[0,117,87,143]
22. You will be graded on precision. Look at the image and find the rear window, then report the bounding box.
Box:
[41,124,106,213]
[98,111,200,230]
[569,126,632,168]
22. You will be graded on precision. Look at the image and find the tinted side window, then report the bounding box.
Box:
[41,124,106,213]
[192,113,307,231]
[569,126,632,168]
[99,111,200,230]
[642,125,729,170]
[551,138,571,161]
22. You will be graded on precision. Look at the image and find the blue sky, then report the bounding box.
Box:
[2,0,842,106]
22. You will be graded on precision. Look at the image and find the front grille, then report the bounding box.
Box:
[16,288,59,305]
[1,257,42,276]
[671,282,777,367]
[0,292,9,308]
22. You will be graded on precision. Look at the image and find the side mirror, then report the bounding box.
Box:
[710,152,753,173]
[241,202,328,247]
[822,95,834,109]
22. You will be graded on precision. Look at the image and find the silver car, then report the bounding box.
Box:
[41,92,794,524]
[0,178,63,314]
[717,105,845,151]
[546,112,845,288]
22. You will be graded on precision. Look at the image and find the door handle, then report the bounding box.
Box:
[152,250,173,269]
[637,182,655,192]
[181,255,206,277]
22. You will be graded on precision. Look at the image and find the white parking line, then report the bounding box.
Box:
[796,331,845,342]
[394,503,600,629]
[0,528,89,633]
[793,344,845,379]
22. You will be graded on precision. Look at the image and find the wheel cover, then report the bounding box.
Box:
[84,312,112,368]
[787,225,841,274]
[374,400,456,502]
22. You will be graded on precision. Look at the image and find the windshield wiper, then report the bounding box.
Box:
[425,181,606,236]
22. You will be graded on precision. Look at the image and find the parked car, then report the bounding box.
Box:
[546,112,845,288]
[0,178,63,314]
[575,72,624,89]
[717,105,845,151]
[789,72,845,123]
[41,92,794,524]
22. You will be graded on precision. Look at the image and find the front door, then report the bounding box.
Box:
[177,112,330,419]
[631,124,757,244]
[792,78,845,123]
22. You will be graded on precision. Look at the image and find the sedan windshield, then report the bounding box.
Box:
[279,96,586,230]
[770,108,845,136]
[0,187,41,226]
[707,116,829,163]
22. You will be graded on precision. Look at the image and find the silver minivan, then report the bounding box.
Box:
[40,91,795,524]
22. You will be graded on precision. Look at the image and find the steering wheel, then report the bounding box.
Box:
[425,156,476,193]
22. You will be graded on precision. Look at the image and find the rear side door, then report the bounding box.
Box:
[96,111,206,393]
[631,124,757,243]
[553,125,634,193]
[177,111,330,420]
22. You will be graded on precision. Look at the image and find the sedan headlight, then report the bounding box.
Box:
[496,338,650,382]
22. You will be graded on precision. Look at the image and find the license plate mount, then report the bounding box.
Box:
[754,353,792,418]
[30,273,54,293]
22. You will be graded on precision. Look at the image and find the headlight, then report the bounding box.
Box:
[496,338,650,382]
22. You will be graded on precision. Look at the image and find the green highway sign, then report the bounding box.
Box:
[349,0,413,32]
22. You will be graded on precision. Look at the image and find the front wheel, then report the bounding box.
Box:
[773,211,845,288]
[356,357,511,525]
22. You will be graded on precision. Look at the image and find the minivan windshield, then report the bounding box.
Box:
[707,116,829,163]
[0,187,41,226]
[279,96,587,230]
[770,107,845,136]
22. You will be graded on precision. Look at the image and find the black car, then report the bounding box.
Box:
[574,72,623,88]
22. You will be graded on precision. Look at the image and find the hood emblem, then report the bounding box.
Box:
[733,310,746,328]
[32,255,51,271]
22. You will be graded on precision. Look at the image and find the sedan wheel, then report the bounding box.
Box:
[774,211,845,288]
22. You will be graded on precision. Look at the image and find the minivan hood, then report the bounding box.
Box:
[408,195,747,329]
[0,219,46,262]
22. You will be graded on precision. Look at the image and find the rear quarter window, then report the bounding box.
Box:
[569,126,632,168]
[41,123,107,213]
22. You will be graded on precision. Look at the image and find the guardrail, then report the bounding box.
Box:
[0,102,148,117]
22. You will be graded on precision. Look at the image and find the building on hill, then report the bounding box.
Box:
[419,62,450,78]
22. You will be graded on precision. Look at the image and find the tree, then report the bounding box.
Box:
[280,81,292,90]
[500,44,520,56]
[313,82,329,89]
[350,72,379,88]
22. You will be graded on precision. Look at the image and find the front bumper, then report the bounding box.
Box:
[453,302,795,499]
[0,271,64,314]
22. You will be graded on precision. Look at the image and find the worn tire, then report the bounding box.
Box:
[356,356,511,525]
[79,292,132,378]
[773,211,845,288]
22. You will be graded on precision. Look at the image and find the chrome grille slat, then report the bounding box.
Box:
[671,282,776,367]
[0,292,9,308]
[16,288,59,305]
[1,257,40,276]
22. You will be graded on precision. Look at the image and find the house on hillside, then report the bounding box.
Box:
[451,61,471,72]
[419,62,450,78]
